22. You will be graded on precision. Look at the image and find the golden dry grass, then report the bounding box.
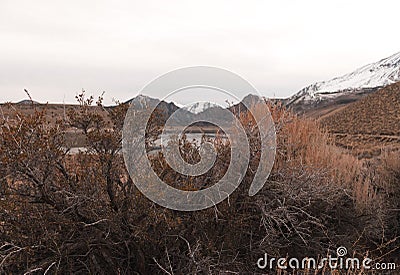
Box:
[320,82,400,158]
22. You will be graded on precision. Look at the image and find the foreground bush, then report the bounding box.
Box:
[0,94,398,274]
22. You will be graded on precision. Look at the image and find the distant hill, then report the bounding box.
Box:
[126,94,267,128]
[126,94,179,116]
[16,99,40,105]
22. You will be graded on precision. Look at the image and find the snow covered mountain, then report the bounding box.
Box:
[183,102,220,114]
[288,52,400,105]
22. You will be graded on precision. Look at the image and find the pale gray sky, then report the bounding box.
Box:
[0,0,399,104]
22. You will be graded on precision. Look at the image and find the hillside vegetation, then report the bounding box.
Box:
[321,82,400,158]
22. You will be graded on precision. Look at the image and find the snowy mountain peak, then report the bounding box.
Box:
[289,52,400,104]
[183,102,221,114]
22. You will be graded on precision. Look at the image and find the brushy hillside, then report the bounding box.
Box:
[0,93,399,274]
[321,82,400,158]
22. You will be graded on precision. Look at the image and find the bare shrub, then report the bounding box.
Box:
[0,96,398,274]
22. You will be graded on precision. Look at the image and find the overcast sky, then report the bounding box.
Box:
[0,0,399,105]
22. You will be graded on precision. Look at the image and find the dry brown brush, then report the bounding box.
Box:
[0,94,398,274]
